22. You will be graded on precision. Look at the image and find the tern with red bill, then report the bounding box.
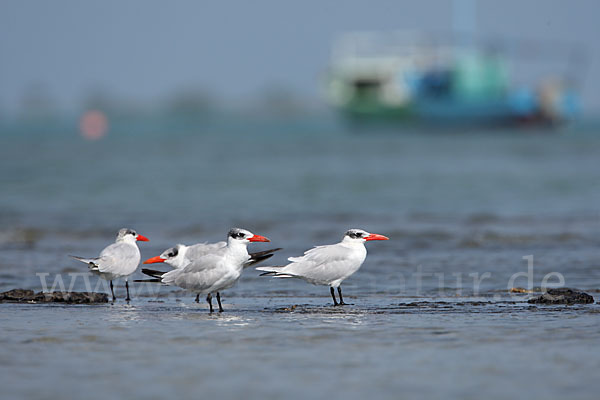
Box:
[256,229,388,306]
[140,228,270,312]
[70,228,149,301]
[140,241,281,303]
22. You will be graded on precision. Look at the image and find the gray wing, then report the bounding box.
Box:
[180,251,226,274]
[161,252,230,291]
[162,249,226,281]
[95,242,140,275]
[282,244,354,282]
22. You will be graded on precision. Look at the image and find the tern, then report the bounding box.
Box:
[141,242,281,303]
[70,228,149,301]
[140,228,270,312]
[256,229,388,306]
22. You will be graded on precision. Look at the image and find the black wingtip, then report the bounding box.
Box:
[259,271,279,277]
[141,268,167,279]
[245,253,274,267]
[133,278,161,283]
[257,265,286,276]
[249,248,283,258]
[246,248,283,267]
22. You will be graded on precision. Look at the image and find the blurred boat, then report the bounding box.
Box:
[326,31,584,128]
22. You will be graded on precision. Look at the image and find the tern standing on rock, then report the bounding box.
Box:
[256,229,388,306]
[141,242,281,303]
[141,228,270,312]
[70,228,149,302]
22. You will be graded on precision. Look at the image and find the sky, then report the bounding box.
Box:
[1,0,599,115]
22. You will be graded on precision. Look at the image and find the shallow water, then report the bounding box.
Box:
[2,298,600,400]
[1,116,599,398]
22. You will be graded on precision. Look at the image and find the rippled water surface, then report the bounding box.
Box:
[1,117,599,399]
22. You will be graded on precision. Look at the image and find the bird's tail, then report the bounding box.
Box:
[245,248,282,268]
[255,265,295,278]
[69,255,99,269]
[69,255,91,263]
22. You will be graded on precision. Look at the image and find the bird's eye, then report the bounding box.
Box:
[229,230,246,239]
[167,252,174,257]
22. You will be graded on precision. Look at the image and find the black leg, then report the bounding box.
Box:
[330,287,338,306]
[110,280,116,302]
[195,294,200,303]
[125,281,131,302]
[337,286,346,305]
[216,292,224,313]
[206,293,214,313]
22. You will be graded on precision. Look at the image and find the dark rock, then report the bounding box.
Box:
[0,289,35,301]
[0,289,108,304]
[528,288,594,305]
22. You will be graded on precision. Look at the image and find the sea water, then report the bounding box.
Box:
[1,115,599,399]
